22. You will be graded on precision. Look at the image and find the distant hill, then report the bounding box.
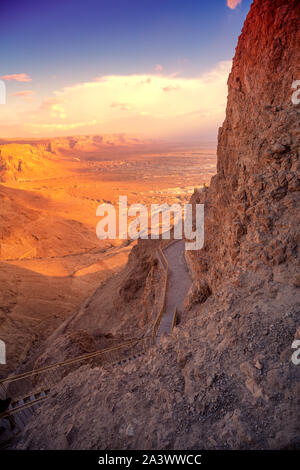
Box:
[0,134,154,182]
[0,142,63,182]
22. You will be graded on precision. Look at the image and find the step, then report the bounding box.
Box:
[0,345,149,447]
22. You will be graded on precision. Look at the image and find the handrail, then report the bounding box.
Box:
[1,242,177,394]
[171,306,178,331]
[0,336,149,388]
[158,246,168,269]
[0,241,177,410]
[0,394,49,419]
[0,335,154,448]
[152,246,169,341]
[0,243,176,447]
[152,241,182,340]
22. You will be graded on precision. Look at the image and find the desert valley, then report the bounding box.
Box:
[0,0,299,456]
[0,136,216,377]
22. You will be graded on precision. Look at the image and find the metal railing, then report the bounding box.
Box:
[172,306,178,331]
[152,247,169,341]
[0,241,180,447]
[1,242,179,403]
[0,336,153,402]
[0,335,154,447]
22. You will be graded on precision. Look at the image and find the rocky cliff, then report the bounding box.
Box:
[187,0,300,293]
[17,0,300,450]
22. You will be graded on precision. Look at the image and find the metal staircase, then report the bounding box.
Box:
[0,336,152,448]
[0,390,49,447]
[0,242,179,448]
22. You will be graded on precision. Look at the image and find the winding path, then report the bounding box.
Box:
[157,240,191,341]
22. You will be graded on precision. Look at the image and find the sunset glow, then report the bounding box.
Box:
[0,0,251,142]
[1,62,231,140]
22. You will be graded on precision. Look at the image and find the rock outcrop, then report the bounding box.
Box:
[16,0,300,450]
[0,143,63,182]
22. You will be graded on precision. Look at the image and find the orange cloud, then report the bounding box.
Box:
[155,64,163,72]
[45,61,231,137]
[110,102,133,111]
[0,73,32,82]
[30,120,97,130]
[40,98,66,118]
[140,78,151,85]
[162,85,180,92]
[40,97,61,110]
[227,0,242,9]
[11,90,35,97]
[0,61,231,138]
[10,90,35,102]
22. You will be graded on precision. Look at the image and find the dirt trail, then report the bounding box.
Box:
[157,240,191,341]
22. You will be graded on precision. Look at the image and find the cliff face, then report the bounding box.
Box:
[17,0,300,450]
[188,0,300,292]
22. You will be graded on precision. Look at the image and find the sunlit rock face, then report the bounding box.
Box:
[189,0,300,291]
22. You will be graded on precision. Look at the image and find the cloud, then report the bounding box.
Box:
[110,102,133,111]
[40,98,66,118]
[155,64,163,72]
[40,97,60,110]
[37,60,230,137]
[162,85,180,92]
[227,0,242,9]
[140,78,151,85]
[11,90,35,97]
[10,90,35,102]
[0,61,231,139]
[0,73,32,82]
[30,120,97,130]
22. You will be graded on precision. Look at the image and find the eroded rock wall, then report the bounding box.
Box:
[187,0,299,294]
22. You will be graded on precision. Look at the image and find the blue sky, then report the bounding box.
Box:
[0,0,252,139]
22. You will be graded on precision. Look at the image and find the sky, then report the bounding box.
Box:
[0,0,252,142]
